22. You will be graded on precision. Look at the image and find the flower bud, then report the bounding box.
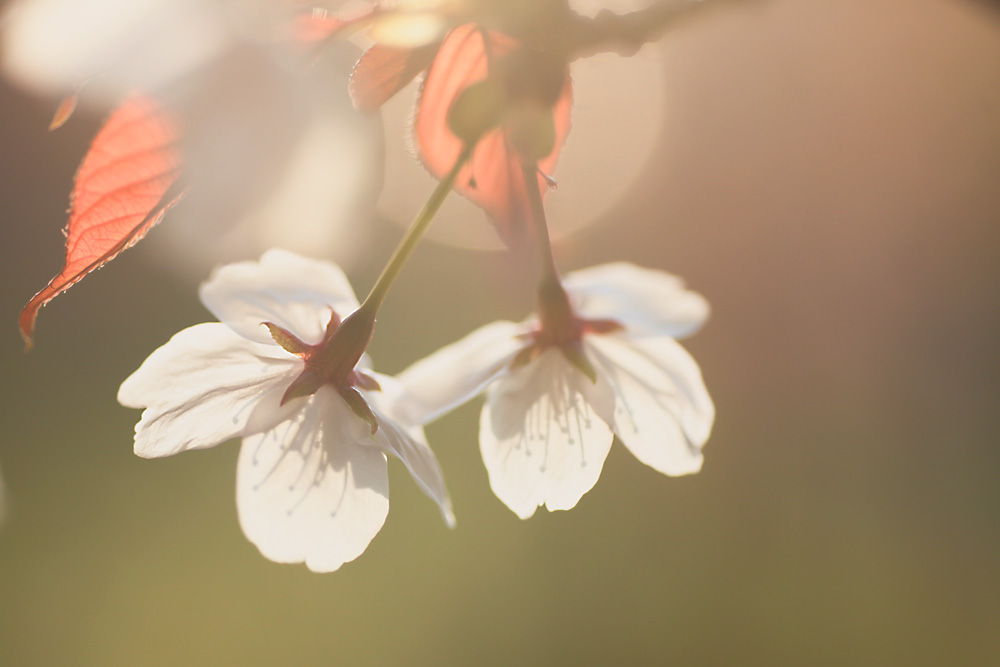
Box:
[506,103,556,162]
[447,78,506,145]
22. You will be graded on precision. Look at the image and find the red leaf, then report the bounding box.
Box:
[19,96,185,349]
[414,25,572,246]
[48,93,78,131]
[292,12,349,44]
[350,42,441,113]
[292,7,382,46]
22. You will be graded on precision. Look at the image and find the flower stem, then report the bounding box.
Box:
[563,0,750,60]
[522,159,598,382]
[315,144,474,378]
[359,143,474,315]
[522,159,576,340]
[521,159,561,287]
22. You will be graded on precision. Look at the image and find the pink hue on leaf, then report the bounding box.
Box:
[48,93,78,131]
[414,25,572,246]
[350,42,441,113]
[20,95,185,349]
[291,13,349,43]
[292,6,383,45]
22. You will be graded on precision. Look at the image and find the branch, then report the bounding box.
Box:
[563,0,754,59]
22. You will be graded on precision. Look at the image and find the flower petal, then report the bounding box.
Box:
[237,388,390,573]
[480,348,616,519]
[564,262,709,338]
[395,320,526,424]
[374,419,455,527]
[586,334,714,476]
[118,323,299,458]
[199,249,360,345]
[367,374,455,527]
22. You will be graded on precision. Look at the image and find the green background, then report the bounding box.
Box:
[2,1,999,664]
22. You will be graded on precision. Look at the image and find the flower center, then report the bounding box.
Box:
[263,308,382,434]
[511,279,622,382]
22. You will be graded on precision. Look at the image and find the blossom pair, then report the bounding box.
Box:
[119,250,713,571]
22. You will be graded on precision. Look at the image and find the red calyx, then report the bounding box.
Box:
[510,279,623,383]
[263,308,382,434]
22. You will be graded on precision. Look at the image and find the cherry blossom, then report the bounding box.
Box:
[118,249,454,572]
[398,262,714,519]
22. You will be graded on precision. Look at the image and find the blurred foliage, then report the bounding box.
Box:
[1,0,999,665]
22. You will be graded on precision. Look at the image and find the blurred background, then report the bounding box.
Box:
[2,0,999,664]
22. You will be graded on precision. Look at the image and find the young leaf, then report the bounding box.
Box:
[292,12,349,44]
[19,95,185,349]
[414,25,572,246]
[292,6,381,47]
[350,42,441,113]
[48,93,78,131]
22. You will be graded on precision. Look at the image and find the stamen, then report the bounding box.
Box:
[572,392,589,467]
[328,471,350,517]
[253,412,303,490]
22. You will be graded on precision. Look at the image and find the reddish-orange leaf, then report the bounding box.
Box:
[20,96,185,349]
[292,6,383,45]
[49,93,78,131]
[292,12,349,43]
[350,42,441,113]
[414,24,572,246]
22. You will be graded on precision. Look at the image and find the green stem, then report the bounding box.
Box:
[522,158,576,339]
[315,144,473,378]
[521,159,561,287]
[359,143,474,315]
[522,158,598,382]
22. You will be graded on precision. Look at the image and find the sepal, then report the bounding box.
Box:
[281,368,323,405]
[263,322,311,356]
[559,340,598,384]
[340,387,380,435]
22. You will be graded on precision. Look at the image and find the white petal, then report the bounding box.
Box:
[237,388,390,573]
[199,249,360,345]
[395,320,526,425]
[563,262,709,338]
[480,348,616,519]
[118,323,300,458]
[367,374,455,527]
[586,334,714,476]
[374,413,455,528]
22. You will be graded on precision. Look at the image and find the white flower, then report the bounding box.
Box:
[397,262,714,519]
[118,249,454,572]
